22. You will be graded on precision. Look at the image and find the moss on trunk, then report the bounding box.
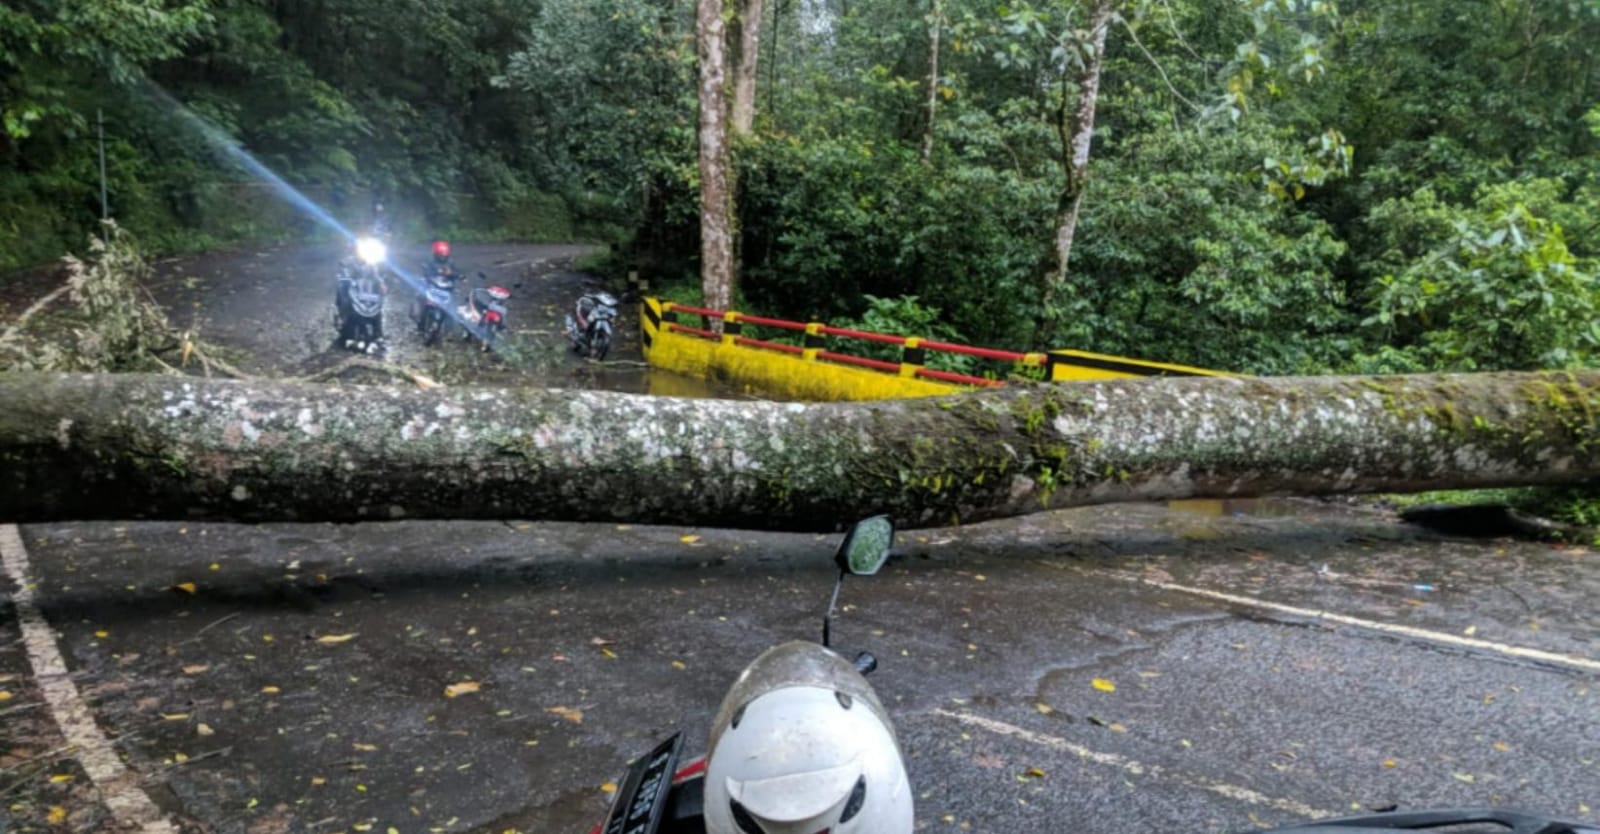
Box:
[2,372,1598,529]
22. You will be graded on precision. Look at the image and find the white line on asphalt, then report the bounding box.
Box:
[932,708,1332,819]
[0,525,178,834]
[1120,574,1600,674]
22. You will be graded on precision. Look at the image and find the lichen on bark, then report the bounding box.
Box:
[3,371,1599,530]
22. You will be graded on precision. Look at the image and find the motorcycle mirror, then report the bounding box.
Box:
[834,514,894,576]
[822,515,894,648]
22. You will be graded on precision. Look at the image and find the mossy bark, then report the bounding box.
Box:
[2,372,1598,529]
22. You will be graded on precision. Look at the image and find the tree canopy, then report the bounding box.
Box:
[2,0,1597,377]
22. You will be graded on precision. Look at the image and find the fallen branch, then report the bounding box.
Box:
[0,282,71,346]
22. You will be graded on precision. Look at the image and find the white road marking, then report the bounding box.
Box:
[1120,573,1600,674]
[0,525,178,833]
[932,708,1332,819]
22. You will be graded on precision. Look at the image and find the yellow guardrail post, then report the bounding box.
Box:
[722,311,741,345]
[900,337,923,378]
[803,323,823,361]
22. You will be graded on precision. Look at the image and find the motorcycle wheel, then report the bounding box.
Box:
[591,329,610,361]
[422,310,444,347]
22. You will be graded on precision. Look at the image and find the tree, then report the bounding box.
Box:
[697,0,736,313]
[731,0,765,135]
[4,371,1598,529]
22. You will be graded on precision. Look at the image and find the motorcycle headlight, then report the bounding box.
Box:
[355,237,387,265]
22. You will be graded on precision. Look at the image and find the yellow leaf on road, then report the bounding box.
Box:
[679,534,701,544]
[261,686,281,695]
[161,713,191,721]
[182,665,208,675]
[49,773,72,783]
[353,743,379,751]
[173,582,197,594]
[671,660,687,670]
[317,633,359,645]
[546,705,584,724]
[1453,772,1475,783]
[1492,742,1511,752]
[197,723,214,737]
[0,691,12,701]
[47,806,66,824]
[1091,678,1116,693]
[1023,767,1045,778]
[601,781,618,793]
[1463,625,1477,636]
[1382,759,1397,769]
[444,681,481,698]
[1034,702,1055,716]
[94,630,109,639]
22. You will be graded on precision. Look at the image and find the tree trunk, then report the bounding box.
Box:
[697,0,736,313]
[3,372,1598,530]
[1037,0,1114,336]
[921,0,941,165]
[731,0,764,136]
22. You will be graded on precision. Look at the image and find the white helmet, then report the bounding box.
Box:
[703,641,913,834]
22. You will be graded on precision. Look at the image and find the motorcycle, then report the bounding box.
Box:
[592,515,911,834]
[564,290,618,361]
[411,270,456,347]
[334,236,388,353]
[588,517,1600,834]
[458,273,513,352]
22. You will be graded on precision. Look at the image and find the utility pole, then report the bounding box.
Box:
[97,109,109,220]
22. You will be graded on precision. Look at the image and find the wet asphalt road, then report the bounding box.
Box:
[2,503,1597,833]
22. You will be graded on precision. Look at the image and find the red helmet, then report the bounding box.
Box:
[431,240,451,259]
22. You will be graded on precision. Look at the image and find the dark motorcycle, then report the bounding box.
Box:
[411,271,455,347]
[334,237,388,353]
[564,290,618,360]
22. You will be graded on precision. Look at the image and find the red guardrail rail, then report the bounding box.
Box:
[658,301,1042,389]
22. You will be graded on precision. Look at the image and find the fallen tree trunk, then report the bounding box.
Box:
[2,372,1597,529]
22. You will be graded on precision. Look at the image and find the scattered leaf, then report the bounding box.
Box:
[197,723,214,737]
[679,534,701,544]
[47,806,66,824]
[1492,742,1510,752]
[1452,772,1475,783]
[0,691,11,702]
[48,773,72,784]
[1180,739,1192,748]
[974,574,987,582]
[161,713,191,721]
[182,664,208,675]
[1034,702,1055,716]
[1091,678,1116,693]
[1107,722,1128,733]
[444,681,481,698]
[173,582,197,594]
[317,633,358,645]
[1382,759,1397,769]
[173,752,189,763]
[246,797,258,809]
[261,686,281,695]
[546,706,584,724]
[311,776,326,786]
[589,637,614,647]
[601,781,618,793]
[353,743,378,752]
[671,660,687,670]
[601,648,618,660]
[94,630,109,639]
[1463,625,1477,637]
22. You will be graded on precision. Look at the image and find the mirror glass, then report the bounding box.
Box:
[841,515,893,575]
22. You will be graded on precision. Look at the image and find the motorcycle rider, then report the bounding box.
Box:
[424,239,459,284]
[337,236,389,350]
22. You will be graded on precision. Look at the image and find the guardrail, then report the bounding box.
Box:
[659,302,1044,388]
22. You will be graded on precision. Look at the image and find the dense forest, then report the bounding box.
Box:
[3,0,1598,375]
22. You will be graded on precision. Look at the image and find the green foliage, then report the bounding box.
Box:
[1361,182,1600,371]
[832,295,976,374]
